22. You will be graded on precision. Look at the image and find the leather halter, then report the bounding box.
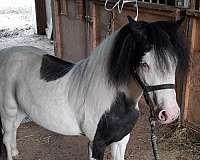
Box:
[133,73,175,93]
[133,72,175,160]
[133,72,175,118]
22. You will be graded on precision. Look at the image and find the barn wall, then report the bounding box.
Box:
[92,2,178,46]
[183,12,200,130]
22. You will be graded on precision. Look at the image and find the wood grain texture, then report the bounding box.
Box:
[53,0,63,58]
[35,0,47,35]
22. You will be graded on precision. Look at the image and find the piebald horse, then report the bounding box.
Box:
[0,17,189,160]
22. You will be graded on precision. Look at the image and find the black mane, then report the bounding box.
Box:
[107,22,151,86]
[146,21,189,73]
[107,19,189,87]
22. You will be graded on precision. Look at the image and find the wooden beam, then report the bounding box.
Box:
[35,0,47,35]
[190,18,200,53]
[182,67,191,123]
[60,0,68,16]
[190,0,196,9]
[92,3,101,48]
[187,9,200,17]
[52,0,63,58]
[77,0,85,20]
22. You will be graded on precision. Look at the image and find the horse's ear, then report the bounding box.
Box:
[127,16,135,23]
[152,17,185,35]
[127,16,143,33]
[175,17,185,28]
[127,16,140,27]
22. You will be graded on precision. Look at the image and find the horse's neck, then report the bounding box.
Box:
[67,33,118,110]
[68,30,144,107]
[127,78,143,105]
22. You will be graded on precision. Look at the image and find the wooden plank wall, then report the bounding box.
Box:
[53,0,89,62]
[92,2,179,45]
[183,12,200,130]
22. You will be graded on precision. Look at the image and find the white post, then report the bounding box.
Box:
[45,0,53,39]
[32,0,37,34]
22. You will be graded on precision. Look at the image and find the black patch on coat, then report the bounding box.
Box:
[40,54,74,82]
[92,92,139,160]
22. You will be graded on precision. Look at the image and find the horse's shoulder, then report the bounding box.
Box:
[40,54,75,82]
[92,92,139,159]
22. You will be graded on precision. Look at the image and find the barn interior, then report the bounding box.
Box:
[0,0,200,160]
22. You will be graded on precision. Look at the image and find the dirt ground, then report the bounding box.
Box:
[9,101,199,160]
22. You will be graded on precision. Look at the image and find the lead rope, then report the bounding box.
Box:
[144,92,161,160]
[134,73,161,160]
[150,119,160,160]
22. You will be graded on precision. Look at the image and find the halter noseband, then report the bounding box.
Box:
[133,73,175,94]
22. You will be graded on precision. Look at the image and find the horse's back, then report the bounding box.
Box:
[0,46,44,62]
[0,46,81,135]
[0,46,44,70]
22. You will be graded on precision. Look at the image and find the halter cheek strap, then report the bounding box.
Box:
[133,73,175,94]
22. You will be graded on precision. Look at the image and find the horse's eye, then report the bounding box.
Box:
[141,62,149,69]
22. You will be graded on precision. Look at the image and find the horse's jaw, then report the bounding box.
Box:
[127,78,143,104]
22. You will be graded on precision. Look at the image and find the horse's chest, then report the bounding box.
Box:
[92,92,139,159]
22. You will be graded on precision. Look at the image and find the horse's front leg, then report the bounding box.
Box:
[111,134,130,160]
[88,142,96,160]
[88,141,105,160]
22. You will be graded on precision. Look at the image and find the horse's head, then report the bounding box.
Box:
[131,17,190,124]
[108,17,189,124]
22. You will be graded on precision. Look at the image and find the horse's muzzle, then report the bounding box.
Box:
[157,106,180,124]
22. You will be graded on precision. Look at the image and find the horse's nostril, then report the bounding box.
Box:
[158,110,167,121]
